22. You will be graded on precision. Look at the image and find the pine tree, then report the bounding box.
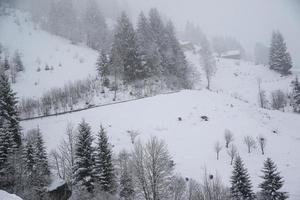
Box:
[73,120,95,192]
[269,31,292,75]
[94,125,115,193]
[96,50,110,90]
[111,12,142,83]
[259,158,288,200]
[23,140,35,174]
[136,12,162,78]
[22,129,50,199]
[13,51,24,72]
[4,56,9,71]
[291,77,300,113]
[83,0,108,50]
[0,120,17,191]
[163,21,191,89]
[33,127,50,177]
[230,156,256,200]
[0,72,21,147]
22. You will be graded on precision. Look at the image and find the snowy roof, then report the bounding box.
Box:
[0,190,23,200]
[47,177,66,192]
[221,50,241,57]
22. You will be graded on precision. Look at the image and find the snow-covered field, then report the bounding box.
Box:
[2,8,299,199]
[0,10,98,98]
[21,90,300,199]
[186,49,295,106]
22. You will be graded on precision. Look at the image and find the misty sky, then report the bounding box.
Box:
[127,0,300,69]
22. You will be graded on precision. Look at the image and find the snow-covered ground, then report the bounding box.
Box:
[186,49,295,106]
[0,190,23,200]
[0,9,98,98]
[21,90,300,199]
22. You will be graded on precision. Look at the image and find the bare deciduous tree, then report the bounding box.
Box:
[170,175,187,200]
[257,78,268,109]
[49,123,75,184]
[224,129,234,148]
[257,135,267,155]
[271,90,287,111]
[200,36,216,90]
[132,136,174,200]
[201,169,230,200]
[127,130,140,144]
[187,179,202,200]
[244,136,256,153]
[214,141,223,160]
[227,144,238,165]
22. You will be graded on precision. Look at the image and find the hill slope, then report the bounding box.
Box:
[21,90,300,199]
[2,8,299,199]
[0,9,98,98]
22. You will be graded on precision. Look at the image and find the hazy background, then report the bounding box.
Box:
[126,0,300,70]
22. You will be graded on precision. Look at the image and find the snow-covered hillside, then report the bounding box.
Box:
[186,49,295,106]
[0,9,98,98]
[2,8,299,200]
[21,90,300,199]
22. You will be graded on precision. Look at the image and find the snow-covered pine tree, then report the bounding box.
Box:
[163,21,191,89]
[83,0,108,50]
[96,50,110,90]
[4,56,10,71]
[136,12,162,78]
[111,12,143,83]
[73,120,95,192]
[94,125,115,193]
[259,158,288,200]
[13,51,24,72]
[22,130,50,199]
[269,31,292,75]
[291,77,300,113]
[23,139,35,174]
[0,120,17,191]
[230,156,256,200]
[0,71,21,147]
[33,127,50,177]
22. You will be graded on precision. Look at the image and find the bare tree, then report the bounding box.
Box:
[227,144,238,165]
[201,169,230,200]
[127,130,140,144]
[132,136,174,200]
[50,123,75,184]
[271,90,287,111]
[257,78,268,108]
[243,136,256,153]
[187,179,202,200]
[257,135,267,155]
[224,129,234,148]
[170,175,187,200]
[214,141,223,160]
[200,36,216,90]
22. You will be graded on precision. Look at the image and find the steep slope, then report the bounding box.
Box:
[21,90,300,199]
[186,49,295,106]
[0,9,98,98]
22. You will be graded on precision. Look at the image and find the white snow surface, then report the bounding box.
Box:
[22,90,300,199]
[1,8,299,200]
[0,9,98,98]
[0,190,23,200]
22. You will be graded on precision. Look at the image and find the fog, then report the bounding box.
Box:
[127,0,300,69]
